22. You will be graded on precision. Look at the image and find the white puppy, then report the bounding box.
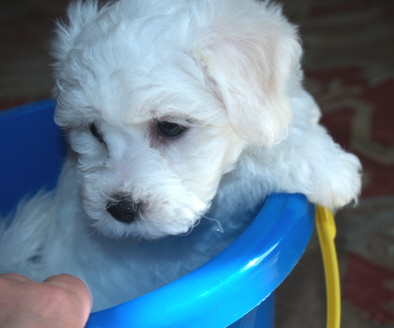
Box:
[0,0,361,311]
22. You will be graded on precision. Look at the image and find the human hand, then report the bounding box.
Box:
[0,273,92,328]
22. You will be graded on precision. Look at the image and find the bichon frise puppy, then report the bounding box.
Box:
[0,0,361,311]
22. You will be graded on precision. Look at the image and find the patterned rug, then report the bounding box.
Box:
[1,0,393,327]
[276,1,394,327]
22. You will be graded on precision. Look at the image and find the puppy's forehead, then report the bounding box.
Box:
[55,0,235,128]
[89,63,210,125]
[60,22,211,125]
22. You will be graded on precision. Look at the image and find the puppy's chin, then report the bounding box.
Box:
[83,203,207,240]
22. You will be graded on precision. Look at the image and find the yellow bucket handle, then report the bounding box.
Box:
[315,205,341,328]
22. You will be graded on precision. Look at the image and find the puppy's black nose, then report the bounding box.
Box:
[106,199,139,223]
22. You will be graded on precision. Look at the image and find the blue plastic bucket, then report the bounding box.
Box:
[0,100,315,328]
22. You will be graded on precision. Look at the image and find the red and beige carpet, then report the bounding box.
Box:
[277,1,394,327]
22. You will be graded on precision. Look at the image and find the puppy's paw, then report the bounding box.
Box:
[309,149,362,210]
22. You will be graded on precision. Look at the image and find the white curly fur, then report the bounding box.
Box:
[0,0,361,311]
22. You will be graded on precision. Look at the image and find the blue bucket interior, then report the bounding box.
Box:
[0,101,315,328]
[0,99,65,216]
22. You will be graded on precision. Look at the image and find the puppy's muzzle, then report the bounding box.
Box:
[106,198,139,224]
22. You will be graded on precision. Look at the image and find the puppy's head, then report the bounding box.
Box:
[52,0,301,239]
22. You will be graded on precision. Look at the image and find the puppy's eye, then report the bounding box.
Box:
[157,121,187,138]
[89,123,104,142]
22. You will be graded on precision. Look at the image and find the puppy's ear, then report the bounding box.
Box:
[193,0,302,146]
[51,1,104,73]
